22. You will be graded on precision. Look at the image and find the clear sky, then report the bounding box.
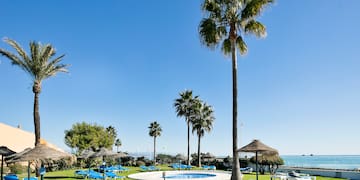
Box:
[0,0,359,156]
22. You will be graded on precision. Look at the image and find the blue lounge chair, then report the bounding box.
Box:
[75,170,89,178]
[4,175,19,180]
[148,166,160,171]
[116,165,129,172]
[105,172,124,179]
[240,167,253,174]
[209,165,216,170]
[202,165,210,170]
[140,165,149,171]
[88,170,103,179]
[22,178,38,180]
[170,163,179,169]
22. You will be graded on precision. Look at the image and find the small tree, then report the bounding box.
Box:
[64,122,118,154]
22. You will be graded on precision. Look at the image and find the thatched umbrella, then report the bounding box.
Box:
[8,144,72,180]
[0,146,16,180]
[90,147,117,160]
[175,154,186,162]
[110,152,128,165]
[237,139,278,180]
[78,149,95,159]
[202,152,215,165]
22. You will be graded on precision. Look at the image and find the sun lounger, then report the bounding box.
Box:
[271,171,316,180]
[88,170,104,179]
[22,178,37,180]
[202,165,210,170]
[140,165,149,171]
[240,167,253,174]
[4,175,19,180]
[271,172,288,180]
[105,172,124,179]
[148,166,160,171]
[209,165,216,170]
[75,170,89,178]
[115,165,129,172]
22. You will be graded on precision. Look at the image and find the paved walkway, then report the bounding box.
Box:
[128,170,231,180]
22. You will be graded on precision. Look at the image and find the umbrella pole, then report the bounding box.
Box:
[1,155,4,180]
[256,151,258,180]
[28,161,31,180]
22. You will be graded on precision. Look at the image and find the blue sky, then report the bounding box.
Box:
[0,0,359,156]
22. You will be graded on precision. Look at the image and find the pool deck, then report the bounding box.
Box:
[128,170,231,180]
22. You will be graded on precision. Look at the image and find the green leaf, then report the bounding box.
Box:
[245,20,267,38]
[241,0,274,20]
[236,36,248,55]
[221,38,231,56]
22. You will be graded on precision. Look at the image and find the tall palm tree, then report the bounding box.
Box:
[192,102,215,167]
[148,121,162,165]
[174,90,199,165]
[0,38,68,146]
[115,138,122,153]
[199,1,273,179]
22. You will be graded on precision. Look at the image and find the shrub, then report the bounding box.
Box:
[136,160,145,167]
[8,163,27,174]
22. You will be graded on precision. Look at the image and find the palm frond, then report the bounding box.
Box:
[244,20,267,38]
[236,36,248,55]
[2,38,69,82]
[199,18,223,49]
[3,38,31,64]
[221,38,231,56]
[241,0,273,20]
[0,48,31,72]
[202,0,221,17]
[40,44,56,65]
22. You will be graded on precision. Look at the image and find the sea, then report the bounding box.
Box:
[281,155,360,170]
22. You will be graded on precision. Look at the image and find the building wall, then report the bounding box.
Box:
[0,123,36,152]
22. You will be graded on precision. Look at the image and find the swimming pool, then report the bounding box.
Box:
[127,170,231,180]
[165,173,216,178]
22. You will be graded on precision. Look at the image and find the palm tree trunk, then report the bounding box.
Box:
[34,91,41,147]
[197,134,201,167]
[230,32,242,180]
[153,137,156,165]
[187,120,190,166]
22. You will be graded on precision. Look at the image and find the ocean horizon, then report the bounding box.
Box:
[281,155,360,170]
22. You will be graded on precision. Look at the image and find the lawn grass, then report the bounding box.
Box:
[15,166,346,180]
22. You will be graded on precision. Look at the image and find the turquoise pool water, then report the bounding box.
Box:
[165,173,216,179]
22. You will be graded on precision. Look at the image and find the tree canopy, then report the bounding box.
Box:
[64,122,117,154]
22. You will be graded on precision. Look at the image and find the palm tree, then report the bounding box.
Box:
[199,1,273,179]
[0,38,68,146]
[148,121,162,165]
[192,102,215,167]
[174,90,199,165]
[115,138,122,153]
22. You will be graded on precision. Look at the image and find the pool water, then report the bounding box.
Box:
[165,173,216,179]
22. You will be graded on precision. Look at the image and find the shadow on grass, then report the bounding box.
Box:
[44,176,82,179]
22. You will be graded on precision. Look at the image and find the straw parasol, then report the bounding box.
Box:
[111,151,128,158]
[175,154,187,164]
[78,149,95,159]
[0,146,16,180]
[8,144,72,180]
[237,139,278,180]
[202,152,215,165]
[90,147,117,159]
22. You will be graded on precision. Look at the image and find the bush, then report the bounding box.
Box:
[136,160,145,167]
[2,166,10,174]
[8,163,27,174]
